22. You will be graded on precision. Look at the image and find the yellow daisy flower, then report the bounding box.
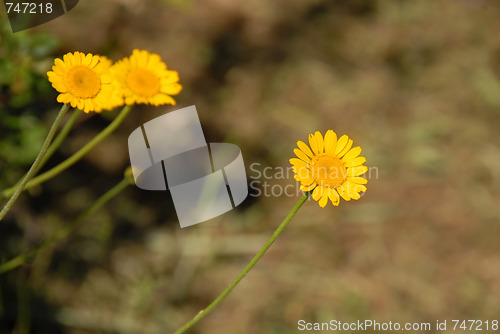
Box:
[94,55,125,111]
[290,130,368,208]
[47,51,121,113]
[111,49,182,106]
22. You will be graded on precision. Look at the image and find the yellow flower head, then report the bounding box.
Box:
[290,130,368,208]
[47,52,122,113]
[111,49,182,106]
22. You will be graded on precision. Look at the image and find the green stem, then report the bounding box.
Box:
[2,105,133,198]
[3,108,81,200]
[36,108,82,173]
[172,192,311,334]
[0,104,70,221]
[0,177,131,274]
[16,271,30,334]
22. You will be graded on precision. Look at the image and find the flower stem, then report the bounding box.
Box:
[4,108,82,195]
[172,192,311,334]
[36,108,82,173]
[0,177,131,274]
[1,105,133,198]
[0,104,70,221]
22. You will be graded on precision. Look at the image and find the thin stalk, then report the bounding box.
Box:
[0,104,70,221]
[36,108,82,173]
[15,272,30,334]
[4,108,82,195]
[172,192,311,334]
[0,178,131,274]
[2,105,133,198]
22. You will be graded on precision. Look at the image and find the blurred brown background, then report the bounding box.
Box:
[2,0,500,333]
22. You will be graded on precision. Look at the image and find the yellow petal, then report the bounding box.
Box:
[337,139,353,158]
[57,93,72,104]
[337,185,351,201]
[162,83,183,95]
[63,53,74,66]
[309,134,319,155]
[162,70,180,84]
[319,192,328,208]
[294,168,312,182]
[83,99,91,112]
[290,158,308,169]
[341,146,362,163]
[90,55,100,68]
[300,183,317,192]
[294,148,311,163]
[293,166,311,174]
[54,58,67,69]
[324,130,337,155]
[347,165,368,177]
[347,176,368,185]
[350,192,360,200]
[334,135,348,156]
[292,165,311,174]
[297,140,313,158]
[52,64,66,76]
[328,188,340,206]
[354,184,367,193]
[152,94,177,106]
[77,99,86,110]
[312,186,323,201]
[344,181,362,198]
[76,52,82,63]
[298,176,315,186]
[77,52,85,64]
[83,53,92,66]
[350,192,360,201]
[344,157,366,167]
[314,131,324,154]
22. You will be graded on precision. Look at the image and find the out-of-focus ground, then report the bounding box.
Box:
[2,0,500,333]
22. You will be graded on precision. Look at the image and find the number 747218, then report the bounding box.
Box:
[452,320,499,331]
[5,2,53,14]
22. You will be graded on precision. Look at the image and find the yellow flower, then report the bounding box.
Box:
[47,52,122,113]
[111,49,182,106]
[290,130,368,208]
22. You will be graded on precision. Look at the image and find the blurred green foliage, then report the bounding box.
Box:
[0,18,59,186]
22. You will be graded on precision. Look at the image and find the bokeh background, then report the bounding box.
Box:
[2,0,500,333]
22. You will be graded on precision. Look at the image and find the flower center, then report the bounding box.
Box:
[65,66,101,98]
[126,69,161,97]
[310,154,347,188]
